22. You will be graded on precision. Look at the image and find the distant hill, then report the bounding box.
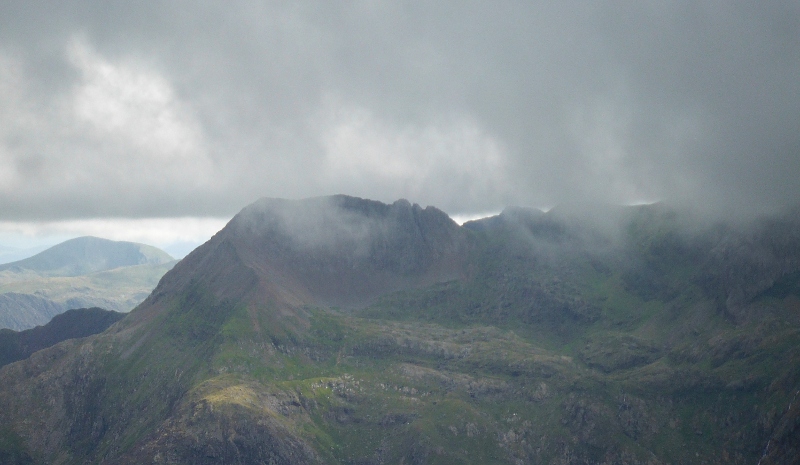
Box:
[0,236,173,277]
[0,307,124,368]
[0,237,175,330]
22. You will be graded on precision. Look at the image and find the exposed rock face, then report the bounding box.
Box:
[699,208,800,314]
[759,392,800,465]
[118,401,321,465]
[226,195,469,307]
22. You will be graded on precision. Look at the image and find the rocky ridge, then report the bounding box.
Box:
[0,196,798,464]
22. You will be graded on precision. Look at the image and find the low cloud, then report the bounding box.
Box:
[318,99,508,213]
[0,1,797,223]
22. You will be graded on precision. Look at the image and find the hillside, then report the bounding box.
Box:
[0,196,798,464]
[0,237,176,330]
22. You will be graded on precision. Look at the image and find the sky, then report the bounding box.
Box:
[0,1,798,257]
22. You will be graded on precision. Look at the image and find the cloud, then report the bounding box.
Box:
[0,1,797,223]
[69,38,207,165]
[318,98,508,212]
[0,37,221,219]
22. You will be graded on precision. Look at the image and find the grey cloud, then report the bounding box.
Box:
[0,1,797,221]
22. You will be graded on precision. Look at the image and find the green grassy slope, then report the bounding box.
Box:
[0,261,176,330]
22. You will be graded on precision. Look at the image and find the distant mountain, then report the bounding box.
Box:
[0,237,175,330]
[0,196,798,464]
[0,307,125,368]
[0,236,173,277]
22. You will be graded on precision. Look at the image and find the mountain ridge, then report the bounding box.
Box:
[0,307,125,368]
[0,195,798,464]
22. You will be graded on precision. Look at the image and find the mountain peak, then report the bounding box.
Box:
[0,236,173,277]
[3,196,800,464]
[147,196,467,315]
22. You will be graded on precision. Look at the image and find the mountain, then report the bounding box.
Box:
[0,236,173,277]
[0,237,176,330]
[0,307,125,368]
[0,196,798,464]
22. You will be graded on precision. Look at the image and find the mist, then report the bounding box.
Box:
[0,1,798,227]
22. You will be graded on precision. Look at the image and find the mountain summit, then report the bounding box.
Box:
[156,195,466,308]
[0,236,173,277]
[0,196,799,464]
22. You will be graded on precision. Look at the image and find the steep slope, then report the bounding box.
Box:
[225,195,468,307]
[0,307,125,368]
[0,196,798,464]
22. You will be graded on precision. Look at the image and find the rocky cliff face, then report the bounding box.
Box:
[136,195,469,328]
[698,207,800,315]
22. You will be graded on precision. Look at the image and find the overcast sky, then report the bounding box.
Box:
[0,1,798,254]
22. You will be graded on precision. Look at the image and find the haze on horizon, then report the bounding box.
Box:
[0,1,798,251]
